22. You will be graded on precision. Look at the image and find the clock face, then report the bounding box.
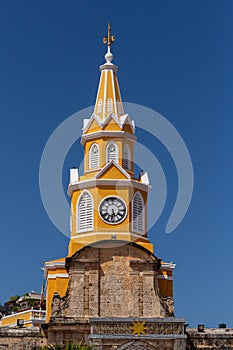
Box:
[99,196,127,224]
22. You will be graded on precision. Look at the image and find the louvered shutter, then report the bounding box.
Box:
[106,142,118,163]
[123,144,130,170]
[90,143,99,169]
[132,192,144,234]
[77,191,93,232]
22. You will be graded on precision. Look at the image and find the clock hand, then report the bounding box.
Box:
[110,208,115,222]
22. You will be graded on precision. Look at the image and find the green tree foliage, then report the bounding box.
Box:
[39,341,93,350]
[219,323,227,328]
[8,295,20,302]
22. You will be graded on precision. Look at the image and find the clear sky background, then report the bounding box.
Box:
[1,0,233,328]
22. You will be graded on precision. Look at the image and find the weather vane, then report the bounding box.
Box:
[103,22,115,48]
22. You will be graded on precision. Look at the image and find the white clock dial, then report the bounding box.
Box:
[99,196,127,224]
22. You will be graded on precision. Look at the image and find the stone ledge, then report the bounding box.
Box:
[90,334,187,340]
[90,317,186,323]
[0,326,41,337]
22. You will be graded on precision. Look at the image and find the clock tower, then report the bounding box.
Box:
[44,25,186,350]
[68,24,152,256]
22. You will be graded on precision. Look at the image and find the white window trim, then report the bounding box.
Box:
[106,141,119,164]
[132,191,145,235]
[76,190,94,233]
[89,143,100,170]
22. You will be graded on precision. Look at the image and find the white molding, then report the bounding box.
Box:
[157,274,173,281]
[1,309,46,320]
[99,63,118,73]
[94,70,103,114]
[95,160,130,179]
[103,70,108,118]
[47,273,69,279]
[160,262,176,270]
[111,70,117,116]
[82,114,102,134]
[85,168,102,174]
[70,231,148,240]
[67,179,150,196]
[44,261,65,268]
[81,131,137,145]
[120,114,135,132]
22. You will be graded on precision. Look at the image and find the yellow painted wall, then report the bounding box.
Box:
[46,272,69,323]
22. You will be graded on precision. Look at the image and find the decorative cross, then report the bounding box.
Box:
[103,22,115,48]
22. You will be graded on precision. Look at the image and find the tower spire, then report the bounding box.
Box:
[92,23,124,119]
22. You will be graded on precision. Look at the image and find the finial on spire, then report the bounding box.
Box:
[103,22,115,48]
[103,22,115,63]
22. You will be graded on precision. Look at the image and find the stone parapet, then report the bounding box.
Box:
[0,326,47,350]
[186,328,233,349]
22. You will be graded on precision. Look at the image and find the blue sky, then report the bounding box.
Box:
[1,0,233,327]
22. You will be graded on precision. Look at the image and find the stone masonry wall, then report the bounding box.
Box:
[0,327,47,350]
[51,242,173,320]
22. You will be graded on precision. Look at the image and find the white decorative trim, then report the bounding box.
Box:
[95,160,130,179]
[67,179,150,197]
[82,114,102,134]
[1,309,46,320]
[71,231,149,240]
[111,70,117,116]
[81,131,137,145]
[94,70,103,114]
[120,114,135,132]
[160,262,176,270]
[141,171,150,185]
[99,63,118,73]
[102,112,121,129]
[103,70,108,118]
[69,168,79,185]
[47,273,69,279]
[82,112,135,135]
[157,274,173,280]
[84,168,102,174]
[44,261,65,268]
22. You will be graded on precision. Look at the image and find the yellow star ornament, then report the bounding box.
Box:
[131,320,147,336]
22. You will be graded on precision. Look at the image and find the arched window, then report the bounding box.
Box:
[132,192,144,234]
[97,99,102,114]
[89,143,99,169]
[106,142,118,164]
[117,100,123,116]
[107,98,113,113]
[76,190,93,233]
[123,144,130,170]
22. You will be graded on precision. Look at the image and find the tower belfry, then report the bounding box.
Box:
[43,25,187,350]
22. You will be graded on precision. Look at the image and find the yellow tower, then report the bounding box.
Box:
[44,24,175,323]
[68,23,153,255]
